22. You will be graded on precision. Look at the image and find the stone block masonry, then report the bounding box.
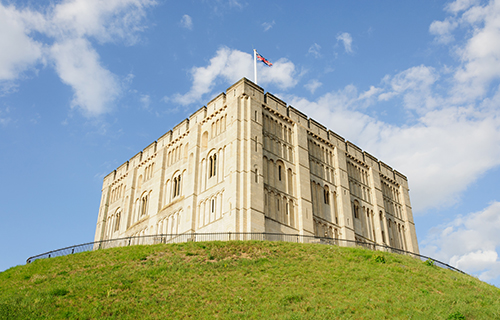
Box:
[95,78,419,254]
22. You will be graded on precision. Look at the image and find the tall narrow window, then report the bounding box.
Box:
[209,157,213,178]
[177,176,181,196]
[211,198,215,213]
[173,175,181,198]
[278,165,282,181]
[209,154,217,178]
[141,195,148,216]
[114,212,121,232]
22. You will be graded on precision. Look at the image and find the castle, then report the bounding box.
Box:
[94,78,419,254]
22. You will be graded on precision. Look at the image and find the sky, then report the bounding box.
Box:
[1,0,500,287]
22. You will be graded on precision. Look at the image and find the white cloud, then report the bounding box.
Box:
[304,79,322,94]
[171,47,297,105]
[0,0,156,117]
[445,0,480,13]
[0,4,43,81]
[50,38,120,116]
[48,0,156,44]
[421,201,500,282]
[308,43,322,58]
[181,14,193,30]
[262,20,275,32]
[429,18,458,44]
[337,32,353,53]
[431,0,500,103]
[378,65,440,113]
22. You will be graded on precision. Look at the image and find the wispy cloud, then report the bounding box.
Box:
[262,20,275,32]
[336,32,353,53]
[304,79,322,94]
[308,43,322,58]
[0,106,12,127]
[180,14,193,30]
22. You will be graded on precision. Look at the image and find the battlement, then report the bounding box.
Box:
[104,78,405,187]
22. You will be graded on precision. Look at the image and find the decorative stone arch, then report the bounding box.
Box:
[171,170,182,198]
[353,200,360,219]
[206,148,218,179]
[323,185,330,205]
[139,191,149,217]
[114,208,122,232]
[201,131,209,149]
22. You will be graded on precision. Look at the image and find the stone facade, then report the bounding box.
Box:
[94,78,419,254]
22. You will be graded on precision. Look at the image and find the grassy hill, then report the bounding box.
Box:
[1,241,499,319]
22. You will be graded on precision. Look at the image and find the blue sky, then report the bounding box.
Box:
[1,0,500,287]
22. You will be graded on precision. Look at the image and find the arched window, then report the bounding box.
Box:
[324,186,330,205]
[114,210,121,232]
[353,200,359,219]
[209,154,217,178]
[173,175,182,198]
[140,193,148,217]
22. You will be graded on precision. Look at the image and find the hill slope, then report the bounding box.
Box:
[1,241,499,319]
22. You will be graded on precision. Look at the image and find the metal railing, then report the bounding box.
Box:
[25,232,465,274]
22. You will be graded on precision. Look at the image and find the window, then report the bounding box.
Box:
[353,202,359,219]
[114,211,121,232]
[140,194,148,216]
[173,175,181,198]
[209,154,217,178]
[278,165,282,181]
[211,198,215,213]
[323,187,329,204]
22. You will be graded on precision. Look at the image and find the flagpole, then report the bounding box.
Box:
[254,49,257,85]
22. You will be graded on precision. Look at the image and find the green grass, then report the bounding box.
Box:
[1,241,499,319]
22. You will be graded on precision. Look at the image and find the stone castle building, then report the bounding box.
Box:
[94,78,419,254]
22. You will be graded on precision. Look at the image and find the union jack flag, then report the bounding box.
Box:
[256,52,273,66]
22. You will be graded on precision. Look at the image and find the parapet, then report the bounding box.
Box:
[379,161,395,181]
[172,119,189,140]
[143,141,157,159]
[116,161,129,178]
[227,77,264,103]
[346,141,364,163]
[189,106,207,126]
[157,130,172,148]
[207,92,226,115]
[264,92,288,118]
[363,152,379,169]
[287,106,308,125]
[129,151,143,168]
[308,118,328,140]
[328,130,345,149]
